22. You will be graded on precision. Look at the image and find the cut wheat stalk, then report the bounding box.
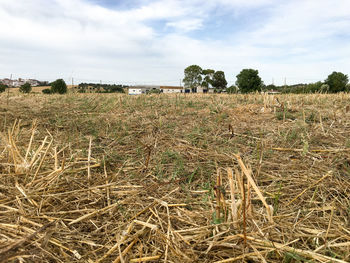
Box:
[227,168,237,223]
[233,154,273,222]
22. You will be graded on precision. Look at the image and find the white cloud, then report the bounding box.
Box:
[0,0,349,85]
[166,19,203,32]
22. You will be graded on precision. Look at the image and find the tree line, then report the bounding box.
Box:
[0,79,127,94]
[183,65,349,93]
[78,83,126,93]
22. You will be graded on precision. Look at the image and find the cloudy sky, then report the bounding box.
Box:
[0,0,349,85]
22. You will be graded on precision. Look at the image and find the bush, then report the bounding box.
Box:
[227,85,238,94]
[19,83,32,93]
[0,84,7,93]
[320,84,329,93]
[51,79,67,94]
[236,69,263,93]
[42,88,52,94]
[346,84,350,92]
[147,89,161,94]
[325,72,348,93]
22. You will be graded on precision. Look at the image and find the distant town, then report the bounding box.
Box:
[0,78,48,87]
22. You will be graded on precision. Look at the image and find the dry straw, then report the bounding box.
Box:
[1,92,350,262]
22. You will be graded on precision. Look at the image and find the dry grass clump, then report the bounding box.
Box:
[0,93,350,262]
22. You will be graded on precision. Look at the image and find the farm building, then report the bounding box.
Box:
[127,85,209,95]
[128,85,161,95]
[160,86,184,93]
[128,85,184,95]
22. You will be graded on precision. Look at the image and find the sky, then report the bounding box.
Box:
[0,0,349,86]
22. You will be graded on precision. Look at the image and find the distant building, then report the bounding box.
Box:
[27,79,40,86]
[128,85,185,95]
[127,85,212,95]
[128,85,160,95]
[0,78,41,87]
[0,78,12,86]
[160,86,184,93]
[183,85,208,93]
[196,86,208,93]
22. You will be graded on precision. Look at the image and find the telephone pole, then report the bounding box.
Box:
[7,74,12,107]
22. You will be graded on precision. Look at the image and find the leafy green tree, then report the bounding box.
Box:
[183,65,202,91]
[212,71,227,91]
[236,69,262,93]
[325,72,349,93]
[19,83,32,93]
[0,83,7,93]
[201,69,215,89]
[51,79,67,94]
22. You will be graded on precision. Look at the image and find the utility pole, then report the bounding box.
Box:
[7,74,12,107]
[5,73,12,129]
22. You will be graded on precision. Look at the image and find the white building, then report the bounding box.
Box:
[128,85,160,95]
[160,86,184,93]
[127,85,211,95]
[128,85,184,95]
[128,87,143,95]
[0,78,40,87]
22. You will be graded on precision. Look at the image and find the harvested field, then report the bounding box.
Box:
[0,92,350,262]
[8,85,78,94]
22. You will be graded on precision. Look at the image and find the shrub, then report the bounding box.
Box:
[51,79,67,94]
[19,83,32,93]
[227,85,238,94]
[147,89,161,94]
[42,88,52,94]
[0,84,7,93]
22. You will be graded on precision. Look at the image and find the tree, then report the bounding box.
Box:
[325,72,348,93]
[236,69,262,93]
[0,83,7,93]
[305,81,323,93]
[183,65,202,91]
[212,71,227,91]
[201,69,215,89]
[227,85,238,94]
[19,83,32,93]
[51,79,67,94]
